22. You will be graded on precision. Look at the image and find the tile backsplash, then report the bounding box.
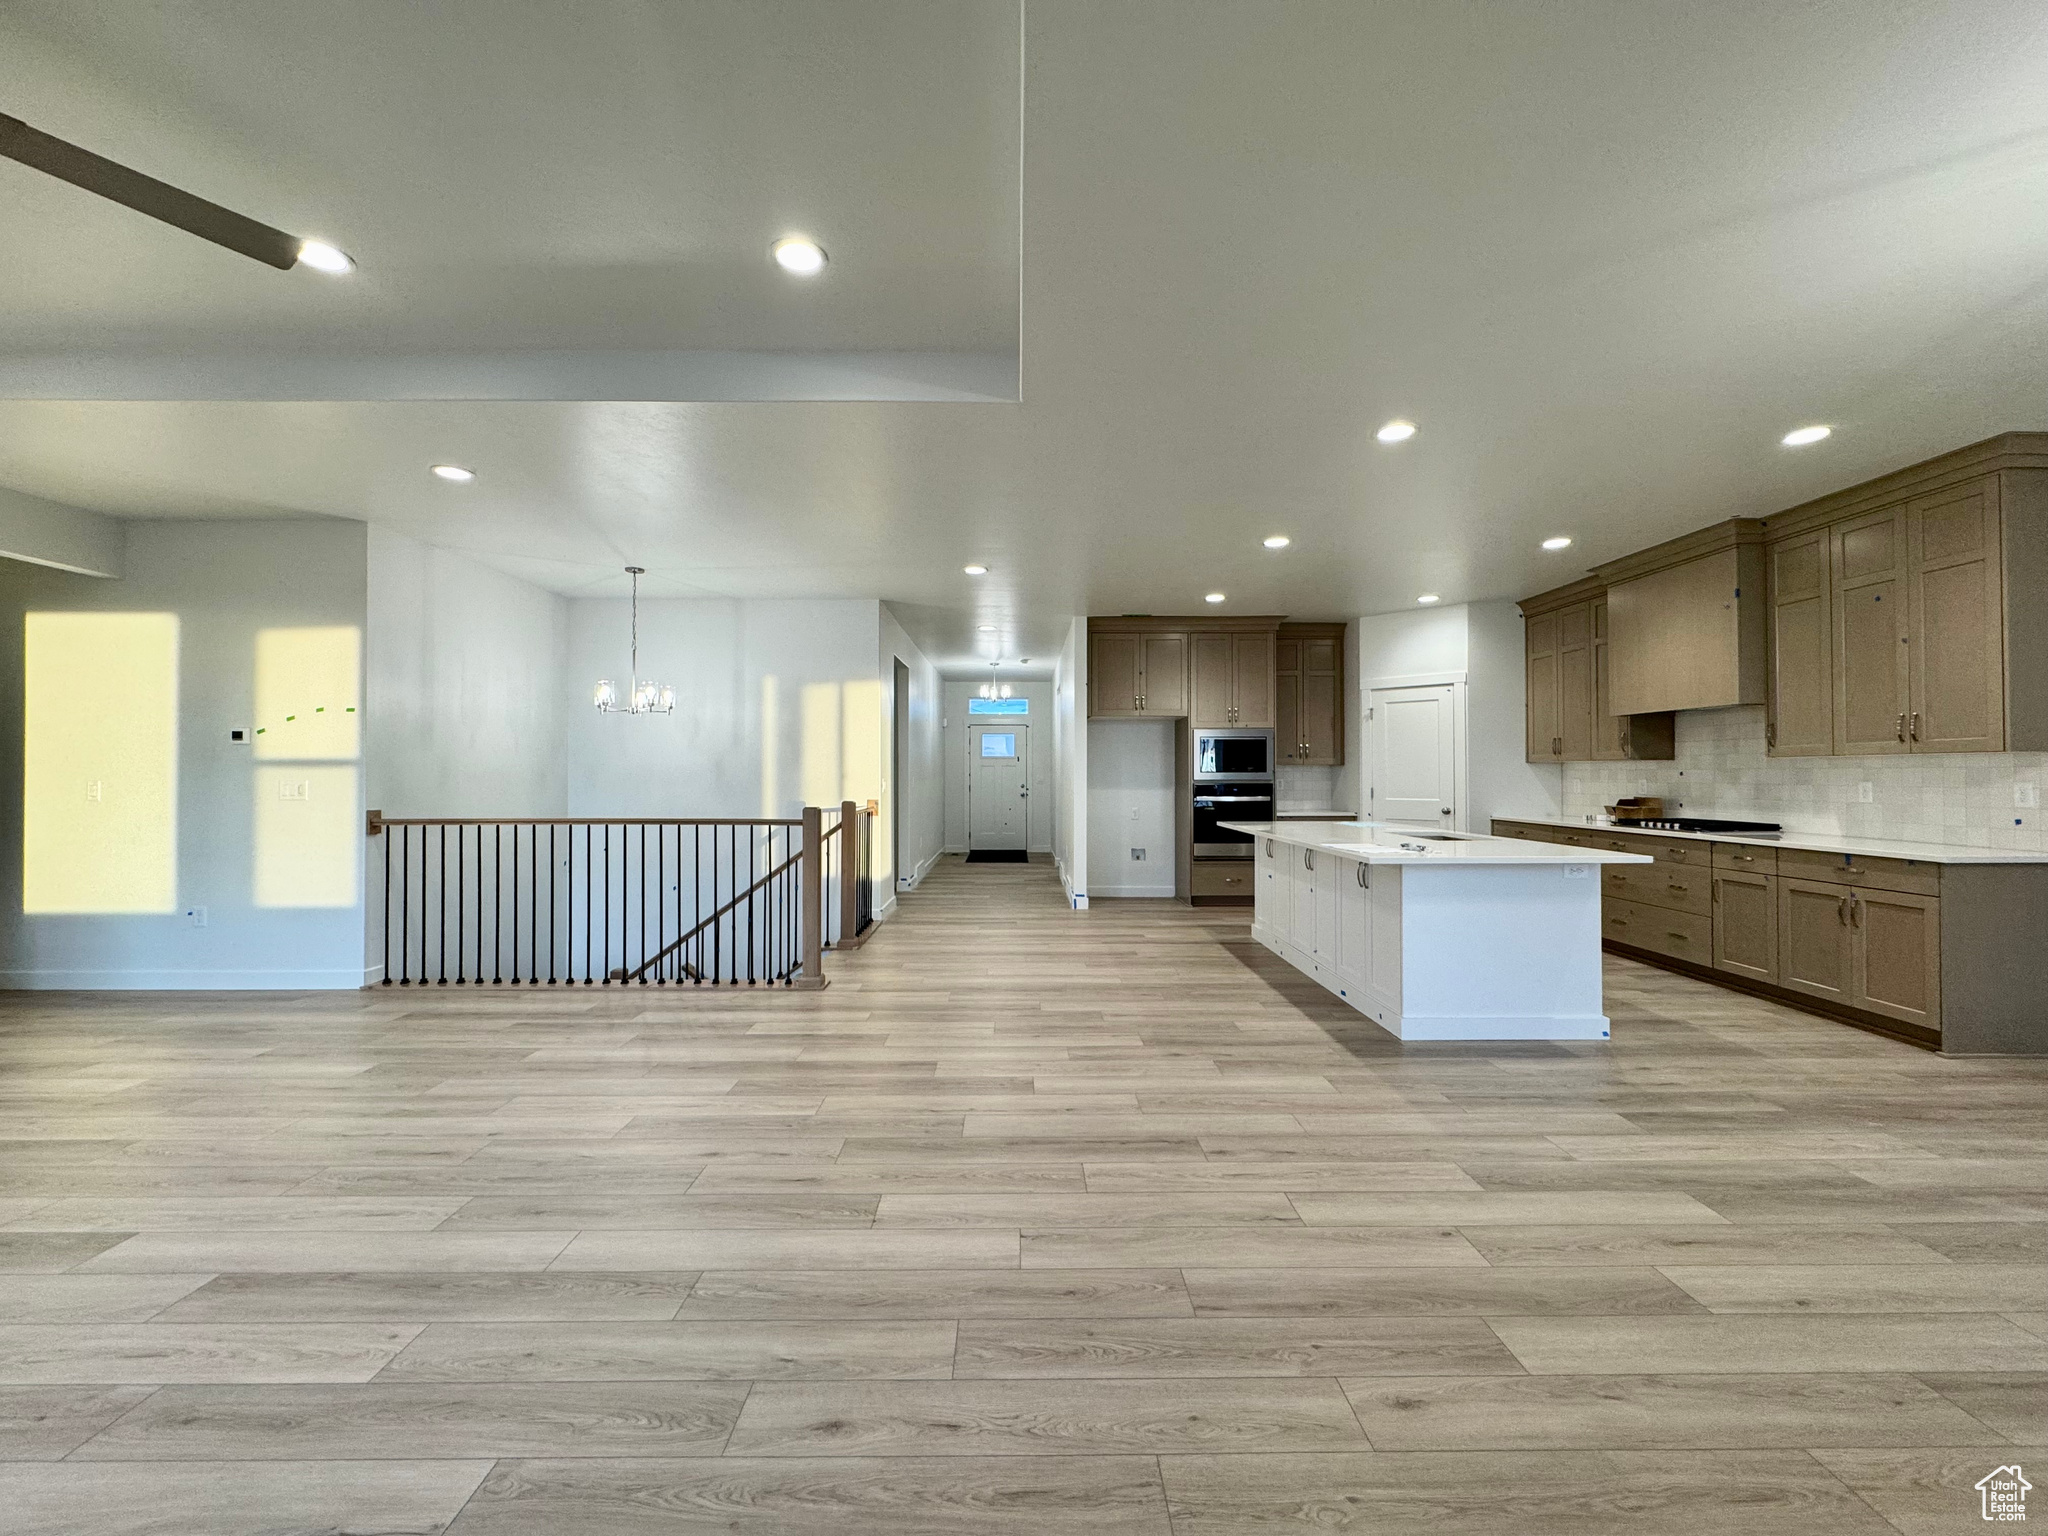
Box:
[1563,705,2046,852]
[1277,765,1347,812]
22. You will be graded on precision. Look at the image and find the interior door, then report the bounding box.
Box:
[968,724,1028,850]
[1370,684,1456,827]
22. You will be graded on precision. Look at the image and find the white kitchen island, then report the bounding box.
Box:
[1223,820,1652,1042]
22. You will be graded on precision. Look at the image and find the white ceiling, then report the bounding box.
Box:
[2,0,2045,672]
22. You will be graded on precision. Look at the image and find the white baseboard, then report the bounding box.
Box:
[1,968,371,992]
[1057,858,1089,909]
[898,847,942,891]
[1089,883,1175,899]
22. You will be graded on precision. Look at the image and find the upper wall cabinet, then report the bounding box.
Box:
[1090,617,1283,722]
[1520,580,1674,763]
[1276,622,1345,765]
[1760,436,2047,757]
[1599,523,1767,716]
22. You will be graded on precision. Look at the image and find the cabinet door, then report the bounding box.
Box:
[1777,878,1854,1003]
[1831,509,1910,754]
[1712,871,1778,982]
[1091,634,1142,717]
[1768,531,1833,755]
[1558,602,1595,759]
[1312,854,1340,961]
[1189,633,1235,727]
[1275,639,1302,763]
[1299,667,1340,765]
[1138,634,1186,715]
[1852,888,1941,1030]
[1254,837,1280,930]
[1232,632,1276,728]
[1337,857,1371,991]
[1526,612,1561,761]
[1287,847,1316,950]
[1907,479,2004,753]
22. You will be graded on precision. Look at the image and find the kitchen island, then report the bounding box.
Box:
[1223,820,1651,1041]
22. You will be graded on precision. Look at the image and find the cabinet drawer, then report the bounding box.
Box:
[1713,842,1777,874]
[1602,860,1712,915]
[1595,831,1710,864]
[1192,861,1256,897]
[1603,897,1713,962]
[1778,847,1941,896]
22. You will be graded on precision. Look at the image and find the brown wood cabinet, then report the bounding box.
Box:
[1191,630,1275,728]
[1830,506,1911,754]
[1712,869,1778,982]
[1521,583,1673,763]
[1766,530,1832,755]
[1907,479,2004,753]
[1779,877,1855,1005]
[1852,886,1941,1029]
[1276,622,1344,765]
[1088,628,1187,718]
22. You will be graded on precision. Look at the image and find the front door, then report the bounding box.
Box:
[969,724,1029,850]
[1370,683,1456,827]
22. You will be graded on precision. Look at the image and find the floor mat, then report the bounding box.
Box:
[965,849,1029,863]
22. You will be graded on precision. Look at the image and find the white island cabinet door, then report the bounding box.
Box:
[1337,856,1372,996]
[1253,837,1279,935]
[1287,846,1316,956]
[1312,852,1341,970]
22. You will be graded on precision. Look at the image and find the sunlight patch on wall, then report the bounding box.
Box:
[759,674,780,817]
[254,765,359,907]
[801,682,842,809]
[255,626,360,759]
[841,679,882,804]
[23,612,179,913]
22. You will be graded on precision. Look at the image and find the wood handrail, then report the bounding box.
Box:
[620,846,804,982]
[369,814,800,831]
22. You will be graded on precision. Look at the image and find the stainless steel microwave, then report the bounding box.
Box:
[1194,730,1274,782]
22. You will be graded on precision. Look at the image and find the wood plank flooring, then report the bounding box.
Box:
[0,851,2041,1534]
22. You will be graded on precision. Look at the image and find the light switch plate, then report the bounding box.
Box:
[2017,782,2039,809]
[1857,782,1874,803]
[186,906,207,928]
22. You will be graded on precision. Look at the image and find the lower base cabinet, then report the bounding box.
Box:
[1712,870,1778,982]
[1854,887,1941,1030]
[1779,878,1855,1004]
[1253,835,1397,1028]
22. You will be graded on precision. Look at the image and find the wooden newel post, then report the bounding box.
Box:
[839,799,859,947]
[797,805,827,990]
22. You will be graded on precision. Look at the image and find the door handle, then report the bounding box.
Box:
[1440,808,1452,816]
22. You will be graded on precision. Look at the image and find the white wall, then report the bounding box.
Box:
[1087,718,1177,897]
[1355,601,1561,832]
[0,519,371,988]
[880,605,945,897]
[942,680,1055,852]
[366,529,567,819]
[1054,617,1087,906]
[1466,599,1564,826]
[565,597,883,820]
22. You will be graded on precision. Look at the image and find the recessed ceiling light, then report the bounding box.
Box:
[1416,593,1441,605]
[295,239,354,274]
[1262,535,1290,549]
[963,565,988,576]
[1541,536,1573,551]
[1781,425,1831,447]
[1376,419,1417,444]
[977,625,996,632]
[429,464,475,482]
[1205,592,1226,604]
[770,236,827,275]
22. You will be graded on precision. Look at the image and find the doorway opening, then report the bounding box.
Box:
[892,658,909,890]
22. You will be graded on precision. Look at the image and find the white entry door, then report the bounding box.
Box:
[969,724,1029,849]
[1370,684,1457,827]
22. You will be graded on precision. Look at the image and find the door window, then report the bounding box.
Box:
[979,733,1017,758]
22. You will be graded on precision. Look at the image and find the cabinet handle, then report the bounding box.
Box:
[1837,894,1849,926]
[1909,711,1920,742]
[1304,849,1314,870]
[1667,931,1690,942]
[1766,721,1776,748]
[1849,894,1862,928]
[1895,712,1906,743]
[1356,863,1369,888]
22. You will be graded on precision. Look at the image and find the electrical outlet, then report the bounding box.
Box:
[186,906,207,928]
[228,727,250,743]
[1857,782,1874,803]
[2016,782,2040,809]
[279,779,311,801]
[85,780,103,802]
[1130,807,1140,820]
[1130,848,1146,861]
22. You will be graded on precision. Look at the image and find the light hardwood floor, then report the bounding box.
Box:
[1,853,2042,1534]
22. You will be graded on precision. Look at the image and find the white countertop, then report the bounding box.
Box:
[1496,814,2048,866]
[1222,819,1653,865]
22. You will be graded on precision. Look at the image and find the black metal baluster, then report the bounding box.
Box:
[548,825,558,984]
[442,824,452,985]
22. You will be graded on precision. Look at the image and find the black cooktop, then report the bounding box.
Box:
[1613,816,1782,835]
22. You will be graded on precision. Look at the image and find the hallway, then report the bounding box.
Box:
[0,856,2041,1534]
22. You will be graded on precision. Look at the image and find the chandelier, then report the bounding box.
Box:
[592,566,675,715]
[978,660,1011,701]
